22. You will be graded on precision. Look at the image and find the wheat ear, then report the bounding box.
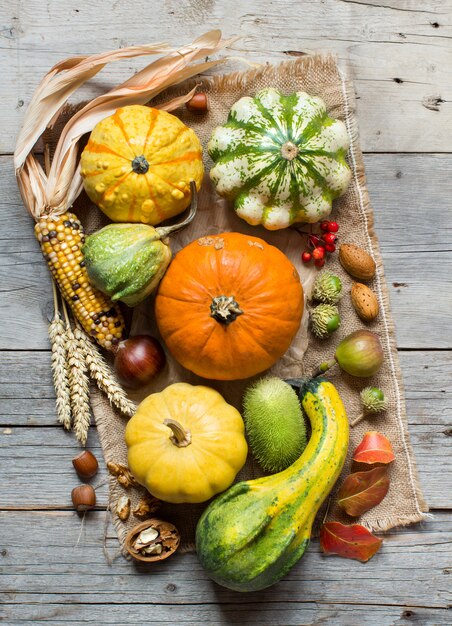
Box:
[48,281,72,429]
[76,326,136,418]
[63,300,91,445]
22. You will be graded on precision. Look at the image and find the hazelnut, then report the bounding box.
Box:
[71,484,96,512]
[72,450,99,480]
[186,92,208,114]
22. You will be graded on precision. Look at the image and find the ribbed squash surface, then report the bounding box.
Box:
[80,105,203,225]
[208,88,351,230]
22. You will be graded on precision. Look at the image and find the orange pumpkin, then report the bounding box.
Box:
[155,232,304,380]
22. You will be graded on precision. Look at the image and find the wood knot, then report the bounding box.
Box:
[422,95,444,112]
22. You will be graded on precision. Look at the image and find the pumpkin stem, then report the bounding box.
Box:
[210,295,243,325]
[164,418,192,448]
[132,155,150,174]
[155,181,198,239]
[281,141,299,161]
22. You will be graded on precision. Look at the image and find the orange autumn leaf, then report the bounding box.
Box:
[337,466,390,516]
[320,522,382,562]
[353,431,395,465]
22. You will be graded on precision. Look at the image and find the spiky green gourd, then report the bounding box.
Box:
[311,271,343,304]
[310,304,341,338]
[243,378,307,473]
[196,378,349,592]
[208,88,351,230]
[360,387,386,413]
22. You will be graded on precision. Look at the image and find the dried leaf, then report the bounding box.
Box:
[14,44,171,170]
[320,522,382,562]
[337,466,390,516]
[353,431,395,465]
[14,31,232,220]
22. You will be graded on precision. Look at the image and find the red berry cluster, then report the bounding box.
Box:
[301,220,339,268]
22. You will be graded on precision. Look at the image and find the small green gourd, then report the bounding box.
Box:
[82,182,197,306]
[243,377,307,473]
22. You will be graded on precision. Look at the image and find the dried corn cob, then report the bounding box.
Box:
[35,212,125,350]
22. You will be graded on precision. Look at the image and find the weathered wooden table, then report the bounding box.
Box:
[1,1,451,624]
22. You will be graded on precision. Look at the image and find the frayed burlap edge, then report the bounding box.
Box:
[336,62,429,528]
[82,53,430,553]
[165,54,430,530]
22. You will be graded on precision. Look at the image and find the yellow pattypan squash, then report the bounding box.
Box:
[80,105,204,225]
[125,383,248,504]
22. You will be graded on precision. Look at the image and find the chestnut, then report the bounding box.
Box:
[114,335,166,389]
[185,92,208,114]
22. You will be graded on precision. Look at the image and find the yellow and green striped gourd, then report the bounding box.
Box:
[196,378,349,592]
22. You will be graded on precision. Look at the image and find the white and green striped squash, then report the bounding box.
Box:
[208,88,351,230]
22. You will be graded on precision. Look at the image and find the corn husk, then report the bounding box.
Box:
[15,31,231,442]
[14,30,231,221]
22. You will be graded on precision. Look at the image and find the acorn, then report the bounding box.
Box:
[311,271,343,304]
[310,304,341,339]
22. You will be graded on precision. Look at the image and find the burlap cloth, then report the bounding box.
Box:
[53,54,428,554]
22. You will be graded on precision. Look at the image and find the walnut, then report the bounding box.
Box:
[125,519,180,562]
[133,495,161,519]
[107,461,138,489]
[116,496,131,522]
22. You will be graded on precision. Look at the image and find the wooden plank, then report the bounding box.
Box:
[1,416,448,510]
[2,350,450,427]
[2,0,452,154]
[1,154,451,350]
[2,602,450,626]
[0,510,450,608]
[1,350,450,508]
[1,349,448,426]
[0,427,110,509]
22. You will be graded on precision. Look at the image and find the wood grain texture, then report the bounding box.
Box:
[0,510,451,610]
[2,0,452,154]
[2,603,451,626]
[2,1,452,623]
[1,154,450,350]
[1,350,450,508]
[2,350,449,426]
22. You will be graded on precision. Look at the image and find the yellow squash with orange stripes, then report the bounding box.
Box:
[80,105,204,225]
